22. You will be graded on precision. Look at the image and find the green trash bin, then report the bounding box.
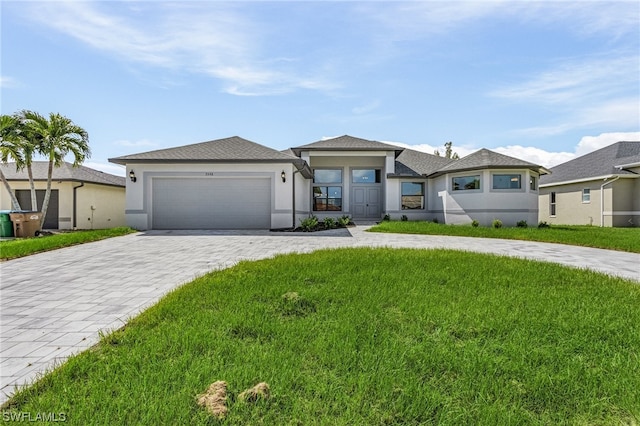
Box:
[0,211,13,237]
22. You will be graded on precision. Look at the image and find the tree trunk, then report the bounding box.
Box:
[27,164,37,210]
[40,159,54,229]
[1,169,22,210]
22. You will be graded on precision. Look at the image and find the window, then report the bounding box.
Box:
[493,174,521,189]
[530,176,537,191]
[352,169,381,183]
[582,188,591,203]
[452,175,480,191]
[401,182,424,210]
[550,192,556,216]
[313,169,342,184]
[313,186,342,211]
[313,169,342,211]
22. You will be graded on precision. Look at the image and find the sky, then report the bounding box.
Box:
[1,1,639,177]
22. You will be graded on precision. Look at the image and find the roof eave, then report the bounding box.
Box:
[428,164,546,178]
[539,173,639,188]
[108,158,302,165]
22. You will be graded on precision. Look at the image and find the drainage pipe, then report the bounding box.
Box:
[600,176,619,227]
[73,182,84,229]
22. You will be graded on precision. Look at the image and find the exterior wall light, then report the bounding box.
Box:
[129,170,137,183]
[281,170,286,183]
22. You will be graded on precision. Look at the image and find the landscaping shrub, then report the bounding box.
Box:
[323,217,337,229]
[338,215,351,227]
[401,215,408,222]
[538,221,551,228]
[492,219,503,229]
[517,220,528,228]
[471,220,480,227]
[299,216,319,232]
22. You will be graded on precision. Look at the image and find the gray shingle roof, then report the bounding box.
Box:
[291,135,403,156]
[0,162,125,187]
[109,136,302,164]
[390,149,455,177]
[429,148,546,177]
[540,141,640,185]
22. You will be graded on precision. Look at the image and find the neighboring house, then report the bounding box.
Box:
[0,162,126,230]
[539,141,640,227]
[109,135,547,230]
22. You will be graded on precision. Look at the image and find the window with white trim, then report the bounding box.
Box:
[313,169,343,211]
[493,174,521,189]
[582,188,590,203]
[401,182,424,210]
[452,175,480,191]
[550,192,556,216]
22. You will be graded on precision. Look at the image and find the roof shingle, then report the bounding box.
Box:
[540,141,640,185]
[0,162,125,187]
[430,148,546,177]
[109,136,302,164]
[291,135,403,156]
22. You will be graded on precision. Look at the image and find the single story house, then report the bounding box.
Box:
[539,141,640,227]
[0,162,126,230]
[109,135,548,230]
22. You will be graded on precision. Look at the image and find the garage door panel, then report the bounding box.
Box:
[152,178,271,229]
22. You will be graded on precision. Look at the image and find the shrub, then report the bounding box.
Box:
[299,216,319,232]
[538,221,551,229]
[382,214,391,221]
[401,215,408,222]
[432,218,439,224]
[323,217,337,229]
[516,220,528,228]
[471,220,479,227]
[492,219,503,229]
[338,215,351,227]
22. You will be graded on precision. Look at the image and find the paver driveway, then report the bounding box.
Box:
[1,225,638,404]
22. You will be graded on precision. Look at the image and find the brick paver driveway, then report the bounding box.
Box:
[1,225,638,404]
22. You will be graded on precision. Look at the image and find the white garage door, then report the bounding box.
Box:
[152,177,271,229]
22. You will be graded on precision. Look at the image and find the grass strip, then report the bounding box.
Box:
[369,221,640,253]
[0,227,136,260]
[3,248,639,425]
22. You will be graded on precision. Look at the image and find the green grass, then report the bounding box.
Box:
[370,221,640,253]
[3,248,639,425]
[0,227,136,260]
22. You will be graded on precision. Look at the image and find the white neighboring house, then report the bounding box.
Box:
[109,135,548,230]
[0,162,126,229]
[539,141,640,227]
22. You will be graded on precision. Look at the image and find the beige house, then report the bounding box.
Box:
[539,141,640,227]
[0,162,126,230]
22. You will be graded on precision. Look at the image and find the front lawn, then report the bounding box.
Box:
[3,248,639,425]
[369,221,640,253]
[0,227,136,260]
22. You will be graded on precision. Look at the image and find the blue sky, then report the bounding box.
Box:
[2,1,639,176]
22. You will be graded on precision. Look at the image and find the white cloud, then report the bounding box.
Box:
[114,139,157,148]
[22,2,337,96]
[575,132,640,157]
[352,100,381,115]
[0,76,20,89]
[83,161,125,177]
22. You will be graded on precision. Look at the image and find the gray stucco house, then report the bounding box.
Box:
[109,135,548,230]
[539,141,640,227]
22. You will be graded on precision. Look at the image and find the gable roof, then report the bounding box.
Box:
[540,141,640,186]
[390,148,455,177]
[0,162,125,187]
[110,136,304,164]
[429,148,548,177]
[290,135,403,156]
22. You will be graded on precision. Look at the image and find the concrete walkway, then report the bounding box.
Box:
[1,226,638,404]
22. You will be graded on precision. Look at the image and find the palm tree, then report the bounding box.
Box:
[0,114,25,210]
[15,111,40,211]
[20,111,90,228]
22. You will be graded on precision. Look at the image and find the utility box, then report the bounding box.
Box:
[0,211,13,237]
[9,211,42,238]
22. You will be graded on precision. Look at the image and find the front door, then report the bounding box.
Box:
[351,186,381,218]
